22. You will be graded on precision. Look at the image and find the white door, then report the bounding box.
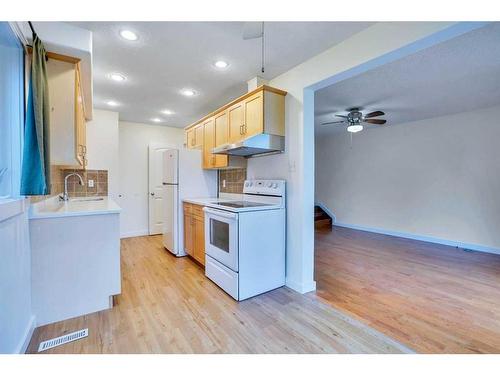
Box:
[148,144,175,235]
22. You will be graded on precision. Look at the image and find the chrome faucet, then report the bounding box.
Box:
[60,173,84,201]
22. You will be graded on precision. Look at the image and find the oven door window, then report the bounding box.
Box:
[210,218,230,253]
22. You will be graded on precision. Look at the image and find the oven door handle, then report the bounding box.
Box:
[203,207,238,220]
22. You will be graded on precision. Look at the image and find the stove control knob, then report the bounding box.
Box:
[267,182,273,188]
[245,182,250,187]
[272,183,278,189]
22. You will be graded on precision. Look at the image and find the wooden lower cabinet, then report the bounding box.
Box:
[183,202,205,266]
[193,216,205,265]
[183,206,194,257]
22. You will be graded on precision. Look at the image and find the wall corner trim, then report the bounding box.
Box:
[286,278,317,294]
[16,315,36,354]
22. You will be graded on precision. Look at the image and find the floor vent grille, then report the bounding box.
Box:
[37,328,88,352]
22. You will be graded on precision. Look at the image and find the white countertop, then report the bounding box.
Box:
[30,196,121,219]
[182,193,244,206]
[0,197,28,222]
[183,193,284,213]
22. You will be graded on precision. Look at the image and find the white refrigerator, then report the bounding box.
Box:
[162,148,217,256]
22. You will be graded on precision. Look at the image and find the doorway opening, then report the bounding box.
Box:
[305,22,500,353]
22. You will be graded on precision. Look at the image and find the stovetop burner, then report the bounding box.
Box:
[211,201,270,208]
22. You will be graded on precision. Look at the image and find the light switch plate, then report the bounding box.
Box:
[88,179,94,188]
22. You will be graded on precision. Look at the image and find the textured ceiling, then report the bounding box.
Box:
[70,21,373,127]
[315,22,500,135]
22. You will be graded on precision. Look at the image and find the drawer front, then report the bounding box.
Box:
[205,255,239,300]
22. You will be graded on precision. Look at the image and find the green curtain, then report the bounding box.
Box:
[20,34,50,195]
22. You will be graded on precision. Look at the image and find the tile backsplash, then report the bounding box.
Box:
[30,167,108,202]
[62,169,108,197]
[219,168,247,194]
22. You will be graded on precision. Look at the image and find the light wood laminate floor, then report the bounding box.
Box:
[315,226,500,353]
[26,235,409,354]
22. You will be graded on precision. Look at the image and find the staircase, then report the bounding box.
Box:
[315,205,333,230]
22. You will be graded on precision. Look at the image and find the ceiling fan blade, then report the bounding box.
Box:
[364,111,385,118]
[321,120,346,125]
[242,22,263,40]
[364,119,386,125]
[335,114,349,118]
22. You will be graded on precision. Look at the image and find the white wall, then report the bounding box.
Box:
[0,200,34,353]
[118,121,184,238]
[247,22,455,293]
[316,105,500,252]
[86,109,119,200]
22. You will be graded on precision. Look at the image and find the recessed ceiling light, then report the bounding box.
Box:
[151,118,162,123]
[214,60,229,69]
[181,88,196,97]
[108,73,126,82]
[106,100,119,107]
[161,109,174,115]
[120,30,138,41]
[347,124,363,133]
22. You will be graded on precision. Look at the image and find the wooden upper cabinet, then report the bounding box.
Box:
[187,123,203,149]
[75,64,86,168]
[194,124,204,148]
[48,58,87,169]
[228,101,245,144]
[202,117,216,169]
[184,85,286,168]
[214,110,228,147]
[213,111,229,168]
[243,90,264,139]
[186,128,195,149]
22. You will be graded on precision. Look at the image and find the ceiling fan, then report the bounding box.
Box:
[321,108,386,133]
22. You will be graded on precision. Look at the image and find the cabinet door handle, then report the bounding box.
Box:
[243,124,247,134]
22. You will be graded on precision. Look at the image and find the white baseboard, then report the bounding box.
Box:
[334,222,500,256]
[286,278,317,294]
[16,315,36,354]
[120,229,150,239]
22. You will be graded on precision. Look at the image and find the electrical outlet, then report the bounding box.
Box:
[222,179,226,188]
[88,179,94,188]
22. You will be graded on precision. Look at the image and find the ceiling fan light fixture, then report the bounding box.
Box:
[347,124,363,133]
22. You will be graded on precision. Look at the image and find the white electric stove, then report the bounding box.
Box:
[203,180,286,301]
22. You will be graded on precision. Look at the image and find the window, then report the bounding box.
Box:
[0,22,24,199]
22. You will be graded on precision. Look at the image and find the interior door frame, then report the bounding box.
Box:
[297,22,488,294]
[148,142,177,235]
